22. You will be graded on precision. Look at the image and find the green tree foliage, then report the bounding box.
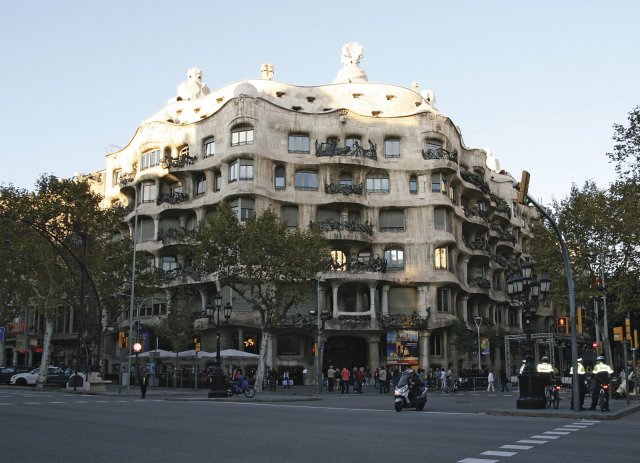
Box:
[184,202,328,391]
[607,106,640,180]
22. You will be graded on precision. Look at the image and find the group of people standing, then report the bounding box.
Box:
[326,366,369,393]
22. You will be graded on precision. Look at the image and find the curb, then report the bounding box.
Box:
[486,403,640,420]
[167,395,322,403]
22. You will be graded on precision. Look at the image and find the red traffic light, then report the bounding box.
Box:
[592,341,598,349]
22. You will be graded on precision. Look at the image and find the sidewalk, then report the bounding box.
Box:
[486,402,640,420]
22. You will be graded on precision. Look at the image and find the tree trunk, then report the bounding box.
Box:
[36,315,53,389]
[254,329,270,392]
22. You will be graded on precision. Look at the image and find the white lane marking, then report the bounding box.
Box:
[481,451,517,457]
[501,445,533,450]
[578,420,599,424]
[517,440,548,444]
[554,427,579,431]
[563,425,588,428]
[530,434,560,439]
[458,459,499,463]
[25,402,41,405]
[0,403,14,406]
[543,431,570,435]
[48,401,65,404]
[213,401,477,414]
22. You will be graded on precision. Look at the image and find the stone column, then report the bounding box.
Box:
[237,328,244,351]
[417,285,428,313]
[368,284,377,320]
[368,339,380,370]
[381,284,390,315]
[332,283,339,318]
[443,330,449,368]
[419,330,431,370]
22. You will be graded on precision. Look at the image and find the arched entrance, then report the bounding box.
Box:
[324,336,367,370]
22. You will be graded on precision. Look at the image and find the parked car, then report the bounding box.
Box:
[10,366,71,386]
[0,366,33,384]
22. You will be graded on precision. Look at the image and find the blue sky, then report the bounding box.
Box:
[1,0,638,204]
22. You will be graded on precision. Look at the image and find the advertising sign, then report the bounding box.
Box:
[386,330,418,365]
[480,337,490,355]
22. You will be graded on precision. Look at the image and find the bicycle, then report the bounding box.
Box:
[226,379,256,398]
[545,381,561,409]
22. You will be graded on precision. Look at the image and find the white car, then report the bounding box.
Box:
[10,366,70,386]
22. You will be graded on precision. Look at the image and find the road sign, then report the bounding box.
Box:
[0,326,5,342]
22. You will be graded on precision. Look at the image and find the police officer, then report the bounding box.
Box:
[570,357,587,408]
[590,355,614,411]
[537,356,555,394]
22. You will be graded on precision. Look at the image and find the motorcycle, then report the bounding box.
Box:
[394,373,427,412]
[226,378,256,398]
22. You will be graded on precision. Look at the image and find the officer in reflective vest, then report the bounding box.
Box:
[537,356,555,389]
[590,355,614,411]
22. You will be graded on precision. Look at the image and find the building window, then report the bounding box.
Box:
[196,176,206,196]
[409,175,418,194]
[275,165,286,190]
[435,247,449,270]
[345,137,361,149]
[384,139,400,158]
[330,250,347,271]
[288,134,310,153]
[384,248,405,271]
[448,185,456,204]
[231,126,254,146]
[434,207,452,232]
[366,173,390,193]
[204,138,216,158]
[492,273,501,290]
[112,169,122,186]
[140,182,156,203]
[430,333,443,356]
[379,209,405,232]
[169,182,182,195]
[339,173,353,186]
[495,306,503,325]
[230,197,255,221]
[153,302,167,316]
[424,140,443,155]
[140,149,161,171]
[277,336,302,356]
[229,159,254,182]
[162,256,177,271]
[437,288,450,312]
[295,171,318,191]
[477,201,486,211]
[281,205,298,228]
[179,145,190,157]
[358,250,371,262]
[213,171,222,192]
[431,173,447,193]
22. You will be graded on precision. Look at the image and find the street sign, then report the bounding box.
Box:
[0,326,5,342]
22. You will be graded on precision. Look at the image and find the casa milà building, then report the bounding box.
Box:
[90,43,544,383]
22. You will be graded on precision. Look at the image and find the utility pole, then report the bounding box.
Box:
[598,254,613,366]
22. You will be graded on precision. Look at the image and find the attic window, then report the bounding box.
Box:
[216,97,224,103]
[276,91,285,97]
[306,97,315,102]
[386,95,396,100]
[415,101,422,107]
[352,93,363,98]
[372,111,381,117]
[292,106,302,111]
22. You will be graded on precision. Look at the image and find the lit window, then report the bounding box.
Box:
[288,134,310,153]
[384,248,405,271]
[231,126,254,146]
[384,139,400,158]
[204,138,216,158]
[295,171,318,191]
[366,173,390,193]
[330,250,347,271]
[275,166,286,190]
[140,149,161,171]
[409,175,418,194]
[437,288,450,312]
[435,247,448,270]
[229,159,254,182]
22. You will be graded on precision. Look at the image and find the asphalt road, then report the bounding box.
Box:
[1,386,638,462]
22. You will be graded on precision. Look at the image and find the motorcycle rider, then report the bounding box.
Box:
[590,355,614,411]
[405,368,422,403]
[570,357,587,408]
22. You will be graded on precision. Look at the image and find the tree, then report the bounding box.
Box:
[607,106,640,180]
[185,203,327,391]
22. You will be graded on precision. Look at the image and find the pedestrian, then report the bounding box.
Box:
[378,366,387,394]
[268,368,277,391]
[340,366,351,394]
[334,367,341,394]
[327,365,336,392]
[440,367,447,393]
[140,371,149,399]
[283,369,291,389]
[487,370,495,392]
[356,367,364,393]
[500,369,510,392]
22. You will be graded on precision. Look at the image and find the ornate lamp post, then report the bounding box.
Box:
[507,261,550,409]
[206,295,232,398]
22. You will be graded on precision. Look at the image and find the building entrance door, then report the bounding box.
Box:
[324,336,367,370]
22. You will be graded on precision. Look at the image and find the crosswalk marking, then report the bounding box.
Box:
[517,440,547,444]
[500,445,533,450]
[481,451,517,457]
[530,434,560,439]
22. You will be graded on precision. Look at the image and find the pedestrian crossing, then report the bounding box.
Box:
[457,420,600,463]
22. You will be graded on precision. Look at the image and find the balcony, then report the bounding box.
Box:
[422,147,458,163]
[460,171,490,194]
[313,218,374,236]
[324,182,364,196]
[315,139,377,160]
[326,255,386,273]
[156,192,189,206]
[161,153,197,169]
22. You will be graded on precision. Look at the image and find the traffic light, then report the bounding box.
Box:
[577,307,583,334]
[118,331,128,348]
[613,326,624,342]
[557,317,568,334]
[625,318,632,344]
[517,170,530,205]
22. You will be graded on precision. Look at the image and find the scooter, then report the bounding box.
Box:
[394,373,428,412]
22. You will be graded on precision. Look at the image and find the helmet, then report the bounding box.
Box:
[542,356,549,363]
[596,355,605,362]
[577,358,583,363]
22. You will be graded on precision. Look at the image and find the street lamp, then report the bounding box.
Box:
[473,316,483,370]
[309,309,331,394]
[507,262,551,409]
[205,295,232,398]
